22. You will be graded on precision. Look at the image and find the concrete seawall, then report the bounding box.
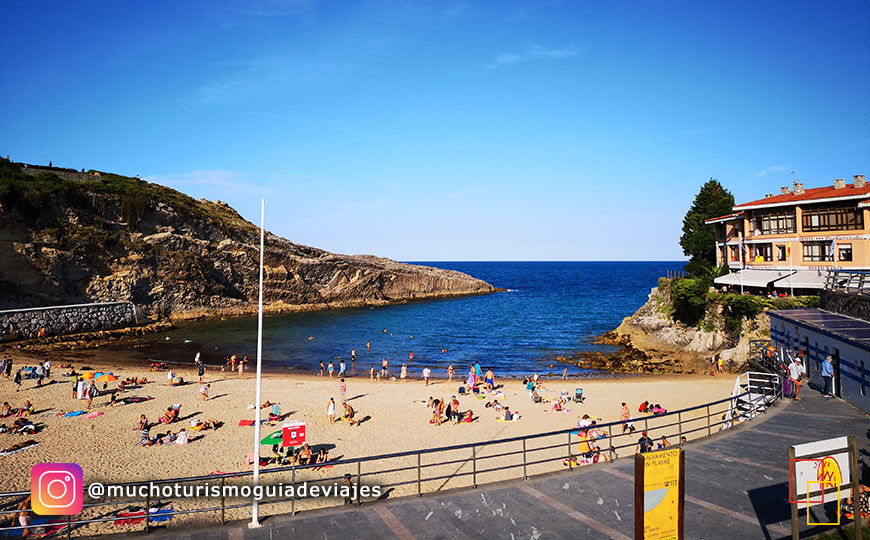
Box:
[0,302,148,343]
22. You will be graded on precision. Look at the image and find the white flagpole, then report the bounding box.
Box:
[789,242,793,297]
[250,199,265,528]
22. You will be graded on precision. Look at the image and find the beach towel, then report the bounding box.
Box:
[4,517,66,537]
[497,417,520,422]
[0,440,39,456]
[64,410,86,417]
[113,507,174,526]
[238,419,254,426]
[86,411,104,418]
[121,396,152,405]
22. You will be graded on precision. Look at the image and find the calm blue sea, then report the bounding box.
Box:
[121,262,685,377]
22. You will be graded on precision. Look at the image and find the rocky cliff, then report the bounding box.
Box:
[0,160,498,320]
[594,284,769,373]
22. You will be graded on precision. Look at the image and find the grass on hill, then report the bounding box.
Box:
[0,157,255,233]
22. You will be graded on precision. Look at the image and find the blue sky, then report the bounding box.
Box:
[2,1,868,261]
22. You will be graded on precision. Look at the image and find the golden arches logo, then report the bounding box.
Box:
[816,456,841,489]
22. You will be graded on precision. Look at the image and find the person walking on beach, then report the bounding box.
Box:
[447,363,454,382]
[327,397,336,423]
[167,369,174,386]
[423,366,431,386]
[381,358,388,378]
[86,381,98,409]
[562,367,567,380]
[339,360,346,377]
[328,361,335,378]
[351,348,357,363]
[821,355,834,398]
[319,361,325,376]
[400,363,407,381]
[230,354,237,372]
[14,369,22,392]
[717,355,724,374]
[197,361,206,385]
[43,360,51,379]
[339,378,346,405]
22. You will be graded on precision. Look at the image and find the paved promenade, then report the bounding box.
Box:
[123,390,869,540]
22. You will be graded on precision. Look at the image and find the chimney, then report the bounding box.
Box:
[794,182,805,195]
[780,187,791,195]
[855,174,867,188]
[834,178,846,190]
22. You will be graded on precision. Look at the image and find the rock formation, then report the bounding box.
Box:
[0,160,497,320]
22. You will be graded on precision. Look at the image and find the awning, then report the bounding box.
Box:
[714,269,795,288]
[772,270,827,289]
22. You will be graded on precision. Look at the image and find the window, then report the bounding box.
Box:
[752,243,772,262]
[729,246,740,262]
[801,204,863,232]
[754,210,796,235]
[803,241,834,262]
[776,245,786,261]
[838,244,852,262]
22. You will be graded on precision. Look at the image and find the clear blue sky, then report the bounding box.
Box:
[2,1,868,261]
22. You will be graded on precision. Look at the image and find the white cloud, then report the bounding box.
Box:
[488,45,580,68]
[754,166,787,177]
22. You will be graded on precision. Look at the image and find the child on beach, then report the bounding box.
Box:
[327,398,336,423]
[200,383,210,401]
[339,379,346,404]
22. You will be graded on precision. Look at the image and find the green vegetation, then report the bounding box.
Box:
[679,179,735,277]
[0,157,255,233]
[661,276,819,338]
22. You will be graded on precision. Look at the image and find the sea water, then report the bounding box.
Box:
[121,261,684,377]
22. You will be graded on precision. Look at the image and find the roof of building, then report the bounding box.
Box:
[768,308,870,352]
[859,198,870,208]
[733,182,870,210]
[704,211,744,224]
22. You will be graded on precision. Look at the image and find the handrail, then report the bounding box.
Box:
[0,380,779,537]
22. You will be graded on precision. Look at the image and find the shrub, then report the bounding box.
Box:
[669,278,709,326]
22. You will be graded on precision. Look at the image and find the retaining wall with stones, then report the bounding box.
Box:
[820,289,870,321]
[0,302,148,343]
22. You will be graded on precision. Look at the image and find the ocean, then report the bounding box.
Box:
[118,261,685,378]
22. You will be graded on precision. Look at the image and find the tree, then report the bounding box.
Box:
[680,179,734,276]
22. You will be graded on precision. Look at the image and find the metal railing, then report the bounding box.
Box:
[0,381,781,538]
[824,269,870,295]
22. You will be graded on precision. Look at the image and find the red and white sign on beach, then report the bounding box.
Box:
[282,421,306,447]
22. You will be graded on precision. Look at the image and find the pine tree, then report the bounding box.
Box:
[680,179,734,275]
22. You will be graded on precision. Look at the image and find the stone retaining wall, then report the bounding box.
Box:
[820,289,870,321]
[0,302,148,343]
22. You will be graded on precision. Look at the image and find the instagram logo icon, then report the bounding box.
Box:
[31,463,83,515]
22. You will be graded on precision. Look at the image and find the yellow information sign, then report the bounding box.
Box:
[635,448,684,540]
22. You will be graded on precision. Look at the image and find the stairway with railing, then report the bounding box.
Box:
[724,371,780,428]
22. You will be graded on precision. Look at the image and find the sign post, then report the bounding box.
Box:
[788,435,862,539]
[635,448,684,540]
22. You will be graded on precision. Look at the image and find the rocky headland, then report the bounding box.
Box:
[0,160,498,341]
[556,280,773,374]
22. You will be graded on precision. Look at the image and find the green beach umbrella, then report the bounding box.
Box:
[260,430,283,446]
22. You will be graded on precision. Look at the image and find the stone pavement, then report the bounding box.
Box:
[117,390,869,540]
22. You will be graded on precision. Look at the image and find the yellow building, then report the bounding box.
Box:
[705,174,870,291]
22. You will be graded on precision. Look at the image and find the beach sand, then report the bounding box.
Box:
[0,350,736,533]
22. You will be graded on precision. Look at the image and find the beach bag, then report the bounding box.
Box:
[458,387,465,395]
[783,377,793,398]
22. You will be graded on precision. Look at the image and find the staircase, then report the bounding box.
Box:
[724,372,781,429]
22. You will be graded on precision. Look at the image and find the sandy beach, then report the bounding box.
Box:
[0,349,736,532]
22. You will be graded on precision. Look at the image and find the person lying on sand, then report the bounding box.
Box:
[13,418,36,434]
